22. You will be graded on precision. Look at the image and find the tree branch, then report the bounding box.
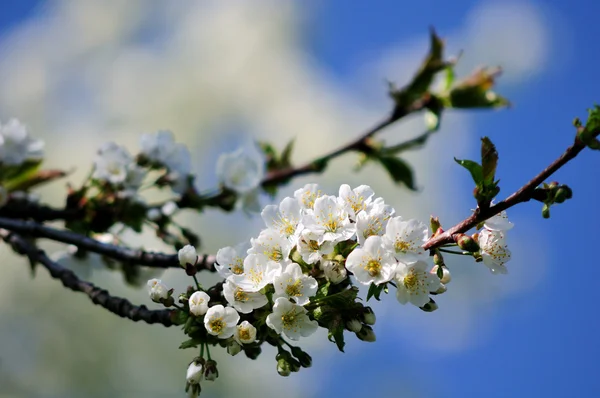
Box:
[0,230,177,327]
[0,216,216,271]
[423,136,593,250]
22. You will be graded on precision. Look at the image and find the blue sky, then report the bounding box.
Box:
[1,1,599,397]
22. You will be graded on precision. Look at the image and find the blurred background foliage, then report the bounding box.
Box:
[0,1,598,397]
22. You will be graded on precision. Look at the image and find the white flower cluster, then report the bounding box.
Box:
[478,210,513,274]
[210,183,449,338]
[93,130,192,195]
[0,119,44,166]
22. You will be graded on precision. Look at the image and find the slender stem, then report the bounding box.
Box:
[0,216,216,271]
[438,248,471,255]
[205,343,212,361]
[423,136,595,250]
[0,229,175,327]
[192,275,203,291]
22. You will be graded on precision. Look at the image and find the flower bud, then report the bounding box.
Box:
[178,245,198,268]
[356,325,376,342]
[189,291,210,316]
[203,359,218,382]
[322,260,347,284]
[346,319,363,333]
[420,299,439,312]
[433,252,445,267]
[431,283,447,295]
[455,233,480,252]
[277,358,292,377]
[542,203,551,219]
[186,357,205,385]
[227,340,242,356]
[554,186,572,203]
[431,265,451,284]
[147,279,169,303]
[362,307,376,325]
[244,345,262,360]
[290,346,312,368]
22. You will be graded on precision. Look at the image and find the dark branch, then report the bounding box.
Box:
[0,230,177,327]
[0,216,217,272]
[423,136,592,250]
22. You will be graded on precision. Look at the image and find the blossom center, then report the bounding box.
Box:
[264,247,283,262]
[281,309,299,330]
[234,288,249,302]
[238,328,251,341]
[248,268,264,285]
[307,240,320,251]
[365,259,382,277]
[394,240,411,253]
[285,279,303,297]
[209,317,225,334]
[232,257,244,275]
[403,273,418,290]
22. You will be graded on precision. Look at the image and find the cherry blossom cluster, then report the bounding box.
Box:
[92,130,192,198]
[147,183,515,395]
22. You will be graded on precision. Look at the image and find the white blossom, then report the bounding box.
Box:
[186,359,204,385]
[338,184,374,219]
[395,261,441,307]
[321,260,347,284]
[355,199,395,245]
[484,210,514,231]
[189,291,210,316]
[235,321,258,344]
[273,263,318,306]
[294,183,322,210]
[266,297,318,340]
[147,278,169,302]
[479,229,511,274]
[162,201,178,216]
[204,305,240,339]
[223,279,268,313]
[302,195,356,243]
[178,245,198,267]
[261,197,303,242]
[229,253,281,292]
[216,146,265,194]
[297,230,334,265]
[248,228,293,265]
[93,142,134,185]
[140,130,191,193]
[215,242,250,279]
[345,236,397,285]
[0,118,44,165]
[383,217,429,262]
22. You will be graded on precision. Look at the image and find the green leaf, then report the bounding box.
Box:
[454,158,483,185]
[327,324,345,352]
[405,28,446,98]
[378,156,416,190]
[316,281,330,299]
[179,338,200,349]
[443,64,456,91]
[366,283,385,302]
[436,266,444,279]
[480,137,498,185]
[280,139,295,168]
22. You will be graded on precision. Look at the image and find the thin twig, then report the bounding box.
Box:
[0,216,216,271]
[0,230,177,327]
[423,136,592,250]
